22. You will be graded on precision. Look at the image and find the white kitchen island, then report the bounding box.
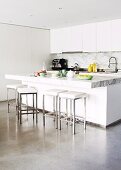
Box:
[5,73,121,127]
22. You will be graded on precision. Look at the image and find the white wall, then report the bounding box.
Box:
[0,23,50,101]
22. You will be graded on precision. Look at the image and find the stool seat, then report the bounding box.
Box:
[59,91,88,99]
[17,87,37,94]
[6,84,25,90]
[44,89,67,96]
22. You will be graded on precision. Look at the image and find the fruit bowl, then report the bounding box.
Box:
[76,74,93,80]
[34,70,46,77]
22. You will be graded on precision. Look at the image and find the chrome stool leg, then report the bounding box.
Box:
[56,96,58,129]
[17,93,20,120]
[43,95,45,126]
[7,88,10,113]
[70,99,73,126]
[36,93,38,124]
[26,94,28,117]
[20,94,22,124]
[84,97,86,130]
[73,99,76,135]
[66,99,68,126]
[15,89,18,111]
[59,97,61,130]
[53,96,55,113]
[33,94,35,120]
[53,96,56,122]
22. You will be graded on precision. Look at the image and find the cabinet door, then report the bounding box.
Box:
[82,23,97,52]
[61,27,71,52]
[62,26,83,52]
[111,19,121,51]
[50,26,83,53]
[97,21,111,51]
[70,25,83,52]
[50,29,63,53]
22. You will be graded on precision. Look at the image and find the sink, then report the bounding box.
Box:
[104,69,118,73]
[98,69,118,74]
[104,71,116,74]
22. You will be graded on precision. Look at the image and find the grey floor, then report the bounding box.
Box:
[0,102,121,170]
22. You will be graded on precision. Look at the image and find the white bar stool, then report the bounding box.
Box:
[17,87,38,124]
[6,84,26,113]
[58,91,88,134]
[43,89,67,129]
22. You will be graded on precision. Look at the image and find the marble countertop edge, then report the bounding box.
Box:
[5,74,121,89]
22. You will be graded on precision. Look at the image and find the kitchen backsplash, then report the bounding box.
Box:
[51,52,121,70]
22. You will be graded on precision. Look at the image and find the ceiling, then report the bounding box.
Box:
[0,0,121,29]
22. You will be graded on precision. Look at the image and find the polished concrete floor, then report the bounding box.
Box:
[0,101,121,170]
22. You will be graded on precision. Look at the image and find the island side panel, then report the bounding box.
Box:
[107,83,121,125]
[85,87,107,127]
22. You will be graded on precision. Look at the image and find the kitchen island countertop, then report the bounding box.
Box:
[5,73,121,89]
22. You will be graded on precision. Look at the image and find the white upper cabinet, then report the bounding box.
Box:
[82,23,97,52]
[50,19,121,53]
[111,19,121,51]
[60,27,71,52]
[70,26,83,51]
[50,25,83,53]
[50,29,63,53]
[63,25,83,52]
[97,21,111,51]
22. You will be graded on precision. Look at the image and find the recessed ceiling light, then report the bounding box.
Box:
[9,20,13,23]
[58,7,62,10]
[28,14,33,17]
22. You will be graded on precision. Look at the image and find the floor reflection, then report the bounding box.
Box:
[0,101,121,170]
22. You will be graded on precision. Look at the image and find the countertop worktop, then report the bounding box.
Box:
[5,72,121,89]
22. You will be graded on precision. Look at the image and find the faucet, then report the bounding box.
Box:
[73,63,80,74]
[108,57,118,73]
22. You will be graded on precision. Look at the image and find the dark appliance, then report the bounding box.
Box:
[52,58,68,70]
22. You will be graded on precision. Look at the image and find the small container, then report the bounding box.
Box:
[40,73,46,77]
[52,73,58,78]
[42,62,46,72]
[62,69,67,77]
[67,70,74,78]
[88,64,93,72]
[92,63,97,72]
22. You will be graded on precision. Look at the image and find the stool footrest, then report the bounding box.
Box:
[60,114,85,120]
[18,109,39,112]
[18,111,38,115]
[45,112,57,117]
[18,105,37,110]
